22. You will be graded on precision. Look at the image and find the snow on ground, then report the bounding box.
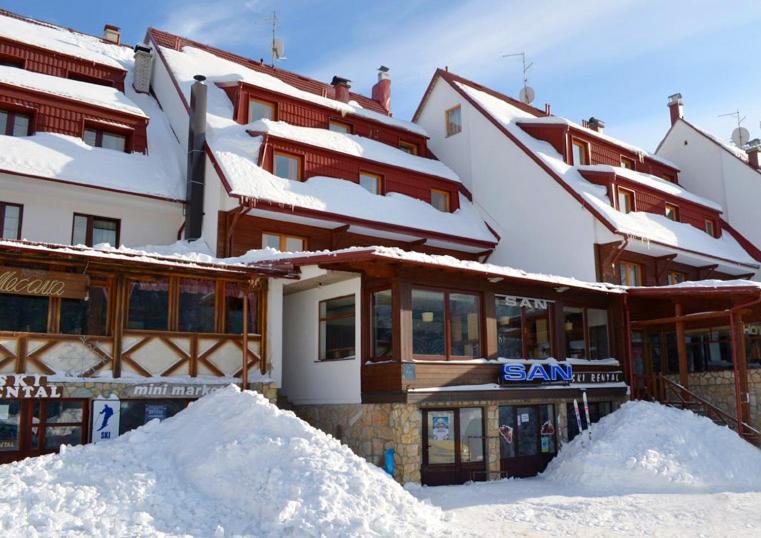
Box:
[412,401,761,537]
[0,386,448,538]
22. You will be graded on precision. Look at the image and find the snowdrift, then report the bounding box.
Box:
[0,386,447,537]
[544,400,761,493]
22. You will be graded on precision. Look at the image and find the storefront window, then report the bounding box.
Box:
[459,407,484,463]
[127,279,169,331]
[179,279,216,333]
[567,401,612,440]
[60,286,108,335]
[319,295,355,361]
[0,399,21,452]
[119,400,188,435]
[526,307,551,359]
[495,296,551,359]
[499,404,556,459]
[412,289,446,356]
[0,294,48,333]
[225,283,260,334]
[563,306,610,360]
[449,293,480,358]
[563,307,585,359]
[685,327,732,371]
[372,289,392,358]
[588,309,610,359]
[31,400,84,450]
[496,304,522,358]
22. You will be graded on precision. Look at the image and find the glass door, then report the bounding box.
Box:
[499,404,557,478]
[422,408,485,485]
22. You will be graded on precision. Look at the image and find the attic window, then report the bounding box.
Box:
[328,120,351,134]
[68,71,114,88]
[83,127,127,152]
[620,156,635,170]
[249,98,276,123]
[571,139,589,166]
[665,203,679,222]
[667,271,686,285]
[0,109,31,137]
[704,218,716,237]
[398,140,418,155]
[617,187,635,213]
[359,172,382,195]
[445,106,461,137]
[273,151,302,180]
[0,55,24,68]
[431,189,451,212]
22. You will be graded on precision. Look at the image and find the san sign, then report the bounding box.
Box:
[500,363,573,384]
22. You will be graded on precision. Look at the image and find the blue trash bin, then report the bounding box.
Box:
[384,447,395,476]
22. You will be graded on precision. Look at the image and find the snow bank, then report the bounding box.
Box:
[0,386,446,537]
[544,401,761,493]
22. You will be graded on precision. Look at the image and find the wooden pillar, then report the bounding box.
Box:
[393,279,412,362]
[675,303,688,387]
[112,275,125,378]
[259,279,268,375]
[735,314,750,430]
[483,291,497,359]
[242,285,249,391]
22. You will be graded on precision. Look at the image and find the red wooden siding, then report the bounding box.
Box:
[259,136,460,211]
[0,36,126,91]
[0,84,148,153]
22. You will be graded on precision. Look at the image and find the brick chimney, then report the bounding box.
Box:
[588,117,605,134]
[668,93,683,126]
[331,76,351,104]
[371,65,391,115]
[103,24,121,45]
[747,140,761,170]
[132,45,153,94]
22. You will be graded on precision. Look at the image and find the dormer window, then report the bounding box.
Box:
[571,139,589,166]
[431,189,451,212]
[665,203,679,222]
[0,54,24,68]
[249,98,275,123]
[704,218,716,237]
[328,120,351,134]
[620,156,635,170]
[445,105,461,137]
[273,151,302,180]
[83,127,127,152]
[398,140,418,155]
[0,109,31,137]
[667,271,686,285]
[617,187,635,213]
[359,172,382,195]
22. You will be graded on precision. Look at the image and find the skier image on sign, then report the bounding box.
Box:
[96,403,114,432]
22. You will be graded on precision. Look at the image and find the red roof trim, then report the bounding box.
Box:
[720,218,761,263]
[627,286,761,297]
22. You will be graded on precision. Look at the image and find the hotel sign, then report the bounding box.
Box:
[499,295,554,309]
[0,266,88,299]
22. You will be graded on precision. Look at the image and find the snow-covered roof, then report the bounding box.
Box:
[250,119,459,182]
[0,11,129,69]
[629,278,761,293]
[517,115,679,170]
[156,45,494,246]
[578,164,723,211]
[165,45,427,137]
[684,120,749,162]
[0,65,145,117]
[453,80,758,267]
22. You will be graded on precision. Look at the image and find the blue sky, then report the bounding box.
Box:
[5,0,761,151]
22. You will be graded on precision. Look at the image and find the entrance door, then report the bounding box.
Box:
[499,404,557,478]
[421,407,485,485]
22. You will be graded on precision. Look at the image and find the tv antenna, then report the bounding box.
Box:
[719,109,749,147]
[502,51,534,104]
[267,10,286,66]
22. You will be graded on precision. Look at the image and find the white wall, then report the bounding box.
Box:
[416,78,600,281]
[282,275,362,405]
[0,173,182,247]
[266,279,284,388]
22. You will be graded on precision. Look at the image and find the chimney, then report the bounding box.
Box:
[103,24,121,45]
[668,93,683,126]
[748,140,761,170]
[185,75,208,241]
[588,117,605,134]
[331,76,351,103]
[132,45,153,94]
[371,65,391,116]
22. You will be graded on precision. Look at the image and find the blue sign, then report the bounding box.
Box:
[500,363,573,383]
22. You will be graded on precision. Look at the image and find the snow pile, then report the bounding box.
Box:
[0,386,446,537]
[544,401,761,493]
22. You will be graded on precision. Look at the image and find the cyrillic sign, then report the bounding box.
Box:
[0,375,62,398]
[0,266,88,299]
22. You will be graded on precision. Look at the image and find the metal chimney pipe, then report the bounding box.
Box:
[185,74,207,241]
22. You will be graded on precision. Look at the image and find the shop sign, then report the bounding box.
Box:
[500,363,573,384]
[571,370,624,384]
[0,266,88,299]
[0,375,61,398]
[499,295,554,309]
[92,399,120,443]
[122,382,229,399]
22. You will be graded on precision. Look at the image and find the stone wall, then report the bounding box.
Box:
[672,369,761,427]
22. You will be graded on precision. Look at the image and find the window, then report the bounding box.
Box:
[459,407,484,463]
[431,189,451,212]
[0,109,31,137]
[359,172,382,195]
[667,271,686,285]
[617,187,634,213]
[127,279,169,331]
[67,72,113,87]
[620,156,635,170]
[445,105,461,136]
[261,232,306,252]
[83,127,127,152]
[0,201,22,239]
[119,400,188,435]
[619,261,642,286]
[704,218,716,237]
[0,55,24,68]
[249,98,275,123]
[413,289,481,359]
[319,295,356,360]
[372,289,392,358]
[178,279,216,333]
[31,400,85,450]
[0,294,48,333]
[571,139,589,165]
[499,404,557,462]
[60,285,108,335]
[398,140,418,155]
[225,282,260,334]
[659,172,677,183]
[0,399,21,452]
[496,295,552,359]
[665,203,679,221]
[567,401,612,440]
[563,306,610,360]
[328,120,351,133]
[72,214,120,247]
[273,151,301,180]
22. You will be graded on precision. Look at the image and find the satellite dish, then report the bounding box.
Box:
[272,38,286,61]
[732,126,750,147]
[519,86,535,105]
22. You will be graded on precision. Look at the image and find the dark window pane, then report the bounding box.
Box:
[118,399,187,434]
[496,300,521,358]
[588,308,609,359]
[0,399,21,452]
[12,114,29,136]
[516,406,538,456]
[45,401,84,424]
[564,307,585,359]
[224,283,259,334]
[412,289,445,356]
[525,305,551,358]
[83,128,98,146]
[61,286,108,335]
[44,426,82,449]
[449,293,480,357]
[319,296,355,360]
[0,111,7,134]
[127,279,169,330]
[0,293,48,332]
[498,405,515,459]
[178,279,216,333]
[539,404,556,454]
[372,289,392,358]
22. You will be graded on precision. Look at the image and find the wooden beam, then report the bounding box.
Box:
[675,303,689,387]
[631,309,730,328]
[654,254,677,283]
[694,264,719,280]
